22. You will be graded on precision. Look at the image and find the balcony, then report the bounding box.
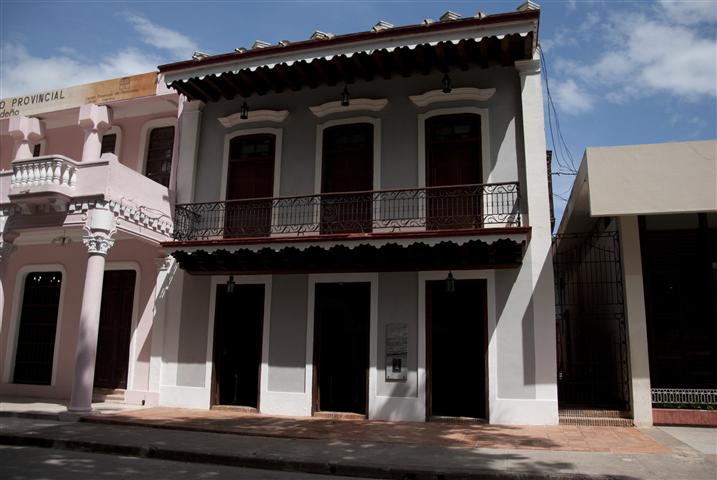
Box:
[1,154,173,242]
[173,182,523,243]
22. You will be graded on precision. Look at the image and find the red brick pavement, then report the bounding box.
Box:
[88,407,669,454]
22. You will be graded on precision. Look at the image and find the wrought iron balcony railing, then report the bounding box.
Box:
[173,182,521,241]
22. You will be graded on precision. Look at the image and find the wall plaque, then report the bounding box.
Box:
[385,323,408,381]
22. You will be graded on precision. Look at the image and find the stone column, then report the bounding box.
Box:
[619,215,653,427]
[8,116,44,160]
[515,55,558,421]
[173,98,204,204]
[0,209,17,327]
[78,104,112,163]
[68,205,116,412]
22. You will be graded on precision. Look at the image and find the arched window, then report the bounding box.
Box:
[224,133,276,237]
[425,113,482,229]
[320,123,373,233]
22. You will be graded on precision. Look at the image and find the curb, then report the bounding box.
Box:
[0,411,61,421]
[0,432,631,480]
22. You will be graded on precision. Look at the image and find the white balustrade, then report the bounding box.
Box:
[10,156,78,189]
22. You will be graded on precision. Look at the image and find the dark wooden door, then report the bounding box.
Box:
[321,123,373,233]
[225,134,275,238]
[313,283,370,414]
[94,270,136,390]
[425,114,482,230]
[13,271,63,385]
[426,279,487,419]
[212,284,264,407]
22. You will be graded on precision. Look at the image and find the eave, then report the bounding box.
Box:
[159,10,539,102]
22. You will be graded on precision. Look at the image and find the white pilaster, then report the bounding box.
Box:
[516,56,558,413]
[78,104,112,163]
[148,255,173,395]
[619,215,653,427]
[174,98,204,203]
[9,116,44,160]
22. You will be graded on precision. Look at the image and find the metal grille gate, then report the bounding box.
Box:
[553,231,630,410]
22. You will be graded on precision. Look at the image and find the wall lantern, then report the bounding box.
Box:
[341,85,350,106]
[442,73,452,94]
[226,274,236,294]
[240,101,249,120]
[445,271,456,293]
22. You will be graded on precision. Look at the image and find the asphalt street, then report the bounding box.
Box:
[0,444,369,480]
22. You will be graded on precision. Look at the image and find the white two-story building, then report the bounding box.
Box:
[155,3,558,424]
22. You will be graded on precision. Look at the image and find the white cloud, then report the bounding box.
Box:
[547,3,716,114]
[0,43,160,98]
[551,79,594,114]
[0,14,197,98]
[657,0,717,25]
[581,15,716,100]
[123,13,198,60]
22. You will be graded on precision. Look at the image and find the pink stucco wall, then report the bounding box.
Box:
[44,125,84,160]
[113,112,176,172]
[0,109,176,173]
[0,238,160,401]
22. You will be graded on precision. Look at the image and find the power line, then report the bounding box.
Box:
[538,44,578,177]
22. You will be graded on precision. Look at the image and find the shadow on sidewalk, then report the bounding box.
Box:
[83,407,565,449]
[0,416,650,479]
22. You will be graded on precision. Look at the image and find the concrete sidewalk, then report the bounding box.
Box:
[0,416,714,479]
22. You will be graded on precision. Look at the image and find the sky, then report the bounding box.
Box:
[1,0,716,225]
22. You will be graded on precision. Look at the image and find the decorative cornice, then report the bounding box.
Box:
[409,87,496,107]
[68,199,173,237]
[82,233,115,255]
[218,109,289,128]
[309,98,388,118]
[514,58,541,76]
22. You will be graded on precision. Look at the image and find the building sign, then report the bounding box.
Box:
[0,72,158,119]
[385,323,408,382]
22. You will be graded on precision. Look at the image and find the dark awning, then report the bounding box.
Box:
[171,238,525,275]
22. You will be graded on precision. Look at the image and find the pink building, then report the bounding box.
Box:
[0,73,179,410]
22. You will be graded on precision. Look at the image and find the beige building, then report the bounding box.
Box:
[556,140,717,426]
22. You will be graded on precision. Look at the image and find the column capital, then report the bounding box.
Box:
[0,209,18,262]
[9,116,45,160]
[0,241,14,262]
[515,58,541,77]
[78,104,112,133]
[82,204,116,255]
[82,233,114,255]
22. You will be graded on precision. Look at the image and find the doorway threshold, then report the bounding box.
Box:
[428,415,485,424]
[211,405,258,414]
[313,411,366,420]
